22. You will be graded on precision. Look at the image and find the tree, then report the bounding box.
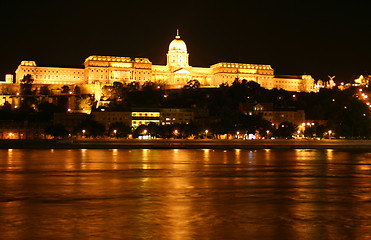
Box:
[142,81,157,91]
[45,124,70,138]
[21,74,34,85]
[0,86,10,95]
[61,85,70,94]
[74,119,106,137]
[108,122,132,138]
[275,122,297,139]
[79,97,93,111]
[20,74,34,95]
[183,80,200,89]
[133,123,160,138]
[39,85,50,95]
[126,82,140,91]
[74,96,93,111]
[73,85,81,95]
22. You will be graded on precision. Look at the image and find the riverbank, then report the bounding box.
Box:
[1,139,371,150]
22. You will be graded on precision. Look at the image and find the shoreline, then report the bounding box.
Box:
[1,139,371,150]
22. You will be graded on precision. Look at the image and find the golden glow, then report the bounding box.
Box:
[132,112,160,117]
[110,62,132,68]
[85,55,132,63]
[14,32,314,92]
[239,68,257,74]
[132,120,160,128]
[20,61,36,66]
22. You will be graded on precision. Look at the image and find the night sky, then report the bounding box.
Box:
[1,0,371,82]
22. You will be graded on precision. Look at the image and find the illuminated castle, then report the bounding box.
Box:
[14,30,314,92]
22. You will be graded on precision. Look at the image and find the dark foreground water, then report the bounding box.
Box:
[1,149,371,240]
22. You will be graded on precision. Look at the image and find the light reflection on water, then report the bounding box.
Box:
[1,149,371,239]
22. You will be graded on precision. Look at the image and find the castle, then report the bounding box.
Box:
[12,30,314,92]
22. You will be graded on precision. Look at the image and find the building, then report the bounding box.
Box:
[240,103,306,126]
[53,113,88,132]
[160,108,194,125]
[91,110,131,129]
[274,75,314,92]
[131,108,194,128]
[90,107,194,129]
[131,109,160,128]
[13,31,314,92]
[0,121,48,139]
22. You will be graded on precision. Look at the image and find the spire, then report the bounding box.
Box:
[176,29,180,39]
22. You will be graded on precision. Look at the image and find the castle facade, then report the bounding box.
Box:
[14,31,314,92]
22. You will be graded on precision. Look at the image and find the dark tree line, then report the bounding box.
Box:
[2,76,371,139]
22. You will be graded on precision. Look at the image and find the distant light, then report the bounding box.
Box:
[248,134,256,140]
[67,108,71,112]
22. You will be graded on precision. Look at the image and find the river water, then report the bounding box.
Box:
[1,149,371,240]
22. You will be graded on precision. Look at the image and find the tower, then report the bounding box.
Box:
[167,30,189,68]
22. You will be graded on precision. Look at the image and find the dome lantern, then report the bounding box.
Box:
[168,30,187,52]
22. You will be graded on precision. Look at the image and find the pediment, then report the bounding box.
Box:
[174,68,191,74]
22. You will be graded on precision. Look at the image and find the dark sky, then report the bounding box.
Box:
[1,0,371,82]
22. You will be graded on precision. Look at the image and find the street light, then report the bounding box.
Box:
[174,129,179,138]
[205,129,209,138]
[113,129,117,138]
[82,129,86,137]
[328,130,332,139]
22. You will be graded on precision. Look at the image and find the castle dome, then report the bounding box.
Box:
[168,30,187,52]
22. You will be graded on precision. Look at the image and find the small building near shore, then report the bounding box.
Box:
[0,121,48,139]
[239,102,305,126]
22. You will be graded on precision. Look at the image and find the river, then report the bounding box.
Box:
[1,149,371,239]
